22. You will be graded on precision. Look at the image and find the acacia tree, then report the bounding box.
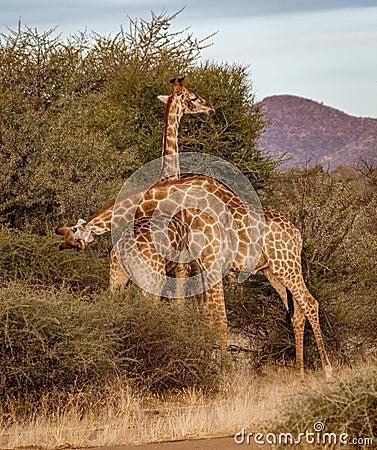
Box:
[0,11,273,231]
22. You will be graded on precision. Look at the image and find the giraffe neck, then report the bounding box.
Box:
[81,97,182,239]
[158,96,183,181]
[84,198,114,236]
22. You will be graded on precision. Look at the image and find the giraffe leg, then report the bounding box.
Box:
[205,280,228,356]
[227,271,244,298]
[291,307,307,379]
[109,248,129,292]
[175,260,207,312]
[173,262,189,304]
[147,257,166,302]
[189,259,206,313]
[263,268,306,379]
[278,274,333,380]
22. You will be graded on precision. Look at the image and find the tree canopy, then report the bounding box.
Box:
[0,11,274,231]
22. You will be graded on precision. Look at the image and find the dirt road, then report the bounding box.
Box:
[91,436,270,450]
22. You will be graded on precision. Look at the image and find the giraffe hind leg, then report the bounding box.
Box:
[292,281,333,380]
[263,268,306,379]
[269,269,333,380]
[286,288,294,322]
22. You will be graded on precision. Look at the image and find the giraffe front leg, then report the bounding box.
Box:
[173,262,189,304]
[191,260,206,314]
[109,248,130,293]
[205,280,228,357]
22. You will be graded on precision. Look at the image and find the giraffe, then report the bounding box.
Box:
[57,174,333,379]
[56,78,333,379]
[58,77,214,301]
[110,77,214,300]
[58,78,230,350]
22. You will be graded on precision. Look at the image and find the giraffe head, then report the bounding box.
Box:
[56,219,94,251]
[157,77,215,116]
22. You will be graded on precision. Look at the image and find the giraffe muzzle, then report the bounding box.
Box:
[56,226,85,251]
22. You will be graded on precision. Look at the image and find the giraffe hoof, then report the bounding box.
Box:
[325,374,337,384]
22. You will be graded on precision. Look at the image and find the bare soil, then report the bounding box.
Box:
[89,436,270,450]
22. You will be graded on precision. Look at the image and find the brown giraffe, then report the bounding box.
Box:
[56,79,333,379]
[57,173,333,379]
[59,77,214,293]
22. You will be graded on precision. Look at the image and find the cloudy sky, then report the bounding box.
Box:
[1,0,376,117]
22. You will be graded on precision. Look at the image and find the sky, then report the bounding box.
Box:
[1,0,377,118]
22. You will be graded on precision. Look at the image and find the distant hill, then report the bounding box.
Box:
[258,95,377,169]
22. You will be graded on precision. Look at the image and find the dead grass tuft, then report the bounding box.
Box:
[2,362,374,449]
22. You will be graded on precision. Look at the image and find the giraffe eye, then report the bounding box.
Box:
[72,227,77,233]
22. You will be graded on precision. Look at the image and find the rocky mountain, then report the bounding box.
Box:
[258,95,377,169]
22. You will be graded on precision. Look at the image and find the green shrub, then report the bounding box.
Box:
[226,275,296,367]
[110,287,220,394]
[0,284,119,417]
[0,226,109,291]
[0,283,219,419]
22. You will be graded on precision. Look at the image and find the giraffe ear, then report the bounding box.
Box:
[157,95,169,104]
[75,218,86,227]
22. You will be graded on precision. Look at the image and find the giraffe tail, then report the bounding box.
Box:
[286,288,294,322]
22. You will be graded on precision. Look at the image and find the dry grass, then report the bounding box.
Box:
[2,362,371,449]
[0,283,375,449]
[263,363,376,449]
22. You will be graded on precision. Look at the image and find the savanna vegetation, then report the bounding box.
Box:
[0,10,375,449]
